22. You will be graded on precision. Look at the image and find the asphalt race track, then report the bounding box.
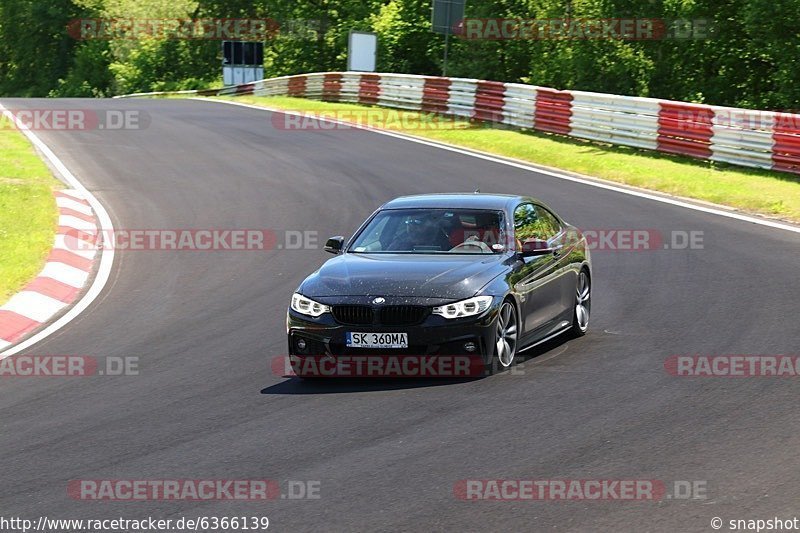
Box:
[1,98,799,532]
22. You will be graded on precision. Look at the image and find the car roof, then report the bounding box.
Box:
[381,193,534,211]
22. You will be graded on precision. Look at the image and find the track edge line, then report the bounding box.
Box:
[0,103,116,358]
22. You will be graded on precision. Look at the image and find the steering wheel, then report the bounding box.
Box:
[450,241,493,253]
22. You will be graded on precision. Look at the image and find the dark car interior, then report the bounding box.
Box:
[352,209,505,253]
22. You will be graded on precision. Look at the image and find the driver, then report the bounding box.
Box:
[388,214,451,251]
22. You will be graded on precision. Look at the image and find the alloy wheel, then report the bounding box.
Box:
[495,301,518,368]
[575,271,591,333]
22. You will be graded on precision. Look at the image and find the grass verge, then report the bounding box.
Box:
[0,127,61,305]
[211,95,800,223]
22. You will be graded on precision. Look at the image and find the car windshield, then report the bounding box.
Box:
[349,208,505,254]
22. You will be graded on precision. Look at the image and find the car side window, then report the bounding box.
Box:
[514,203,559,245]
[533,205,561,240]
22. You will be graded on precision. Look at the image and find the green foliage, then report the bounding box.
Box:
[370,0,438,75]
[0,0,798,110]
[50,40,113,97]
[0,0,94,96]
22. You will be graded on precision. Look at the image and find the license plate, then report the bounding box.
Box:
[346,332,408,349]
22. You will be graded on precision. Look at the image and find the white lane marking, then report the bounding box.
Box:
[56,196,94,216]
[0,340,10,351]
[38,262,90,289]
[53,235,97,260]
[1,292,68,323]
[58,214,97,231]
[194,97,800,235]
[0,102,116,358]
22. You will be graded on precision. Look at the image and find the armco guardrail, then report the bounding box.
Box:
[117,73,800,175]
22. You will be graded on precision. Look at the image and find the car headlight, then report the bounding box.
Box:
[432,295,493,319]
[290,293,330,317]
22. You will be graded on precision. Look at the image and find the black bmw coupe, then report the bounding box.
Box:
[286,193,591,376]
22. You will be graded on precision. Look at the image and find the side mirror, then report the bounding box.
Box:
[520,238,553,257]
[324,236,345,254]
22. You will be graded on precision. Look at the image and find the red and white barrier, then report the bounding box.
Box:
[117,72,800,175]
[534,88,573,135]
[570,91,659,150]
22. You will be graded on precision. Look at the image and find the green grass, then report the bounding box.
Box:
[211,95,800,223]
[0,127,61,305]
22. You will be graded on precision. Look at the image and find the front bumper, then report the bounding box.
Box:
[286,297,501,376]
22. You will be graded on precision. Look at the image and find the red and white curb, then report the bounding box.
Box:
[0,189,100,351]
[0,101,115,357]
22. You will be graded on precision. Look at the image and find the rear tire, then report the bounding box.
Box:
[570,269,591,337]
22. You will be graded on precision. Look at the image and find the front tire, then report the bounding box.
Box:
[570,269,591,337]
[489,300,518,374]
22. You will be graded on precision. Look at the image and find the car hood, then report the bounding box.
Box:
[300,253,510,300]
